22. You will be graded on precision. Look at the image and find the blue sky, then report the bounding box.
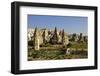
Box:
[28,15,88,35]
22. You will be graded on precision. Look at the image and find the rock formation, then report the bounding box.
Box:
[42,29,48,44]
[62,29,69,45]
[28,27,87,50]
[34,27,40,50]
[50,27,59,44]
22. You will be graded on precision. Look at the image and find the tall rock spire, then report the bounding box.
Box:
[62,29,69,45]
[78,33,83,42]
[34,27,40,50]
[42,29,48,44]
[51,27,59,44]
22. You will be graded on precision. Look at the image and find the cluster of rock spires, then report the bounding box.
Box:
[28,27,69,50]
[28,27,87,50]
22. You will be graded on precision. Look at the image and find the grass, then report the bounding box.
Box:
[28,48,87,61]
[28,41,88,61]
[67,41,87,49]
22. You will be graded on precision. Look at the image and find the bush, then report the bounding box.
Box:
[28,40,33,46]
[67,43,72,48]
[40,43,51,47]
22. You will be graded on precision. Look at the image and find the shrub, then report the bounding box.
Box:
[28,40,33,46]
[67,43,72,48]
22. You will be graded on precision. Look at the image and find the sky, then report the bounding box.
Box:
[28,15,88,35]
